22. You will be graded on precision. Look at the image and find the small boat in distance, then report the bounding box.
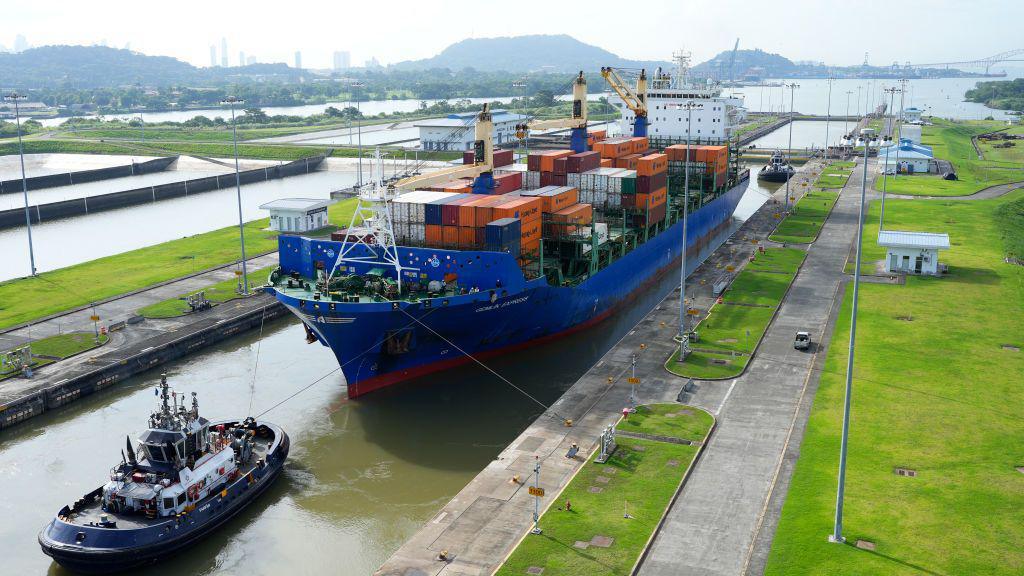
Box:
[38,375,289,574]
[757,150,796,183]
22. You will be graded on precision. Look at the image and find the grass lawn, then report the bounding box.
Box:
[814,161,856,189]
[138,265,277,318]
[770,190,839,244]
[495,404,713,576]
[1,332,108,381]
[667,248,805,379]
[0,199,356,329]
[765,190,1024,576]
[883,119,1022,197]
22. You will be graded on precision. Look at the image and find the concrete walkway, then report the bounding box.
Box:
[637,159,877,576]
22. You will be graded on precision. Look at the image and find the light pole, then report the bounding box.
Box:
[832,132,874,544]
[824,77,834,161]
[844,91,852,149]
[677,101,702,357]
[784,83,799,212]
[879,86,900,231]
[352,81,366,186]
[856,85,862,118]
[220,96,249,295]
[893,78,908,180]
[6,91,37,276]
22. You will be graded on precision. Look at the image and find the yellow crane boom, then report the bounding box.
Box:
[600,67,648,137]
[392,104,495,191]
[514,72,590,152]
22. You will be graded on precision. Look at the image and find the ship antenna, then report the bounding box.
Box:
[159,373,171,417]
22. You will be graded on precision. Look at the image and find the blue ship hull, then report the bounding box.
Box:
[272,176,747,397]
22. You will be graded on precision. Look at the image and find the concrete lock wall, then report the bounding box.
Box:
[0,156,177,194]
[0,155,326,230]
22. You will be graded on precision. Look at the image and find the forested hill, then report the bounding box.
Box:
[392,34,671,73]
[966,79,1024,111]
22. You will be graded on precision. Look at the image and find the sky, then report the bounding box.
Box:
[4,0,1022,70]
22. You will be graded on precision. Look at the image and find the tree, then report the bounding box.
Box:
[532,90,556,108]
[241,108,269,123]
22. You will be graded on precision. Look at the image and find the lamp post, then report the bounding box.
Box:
[856,85,862,118]
[844,91,852,152]
[893,78,908,180]
[879,86,900,231]
[831,131,875,544]
[6,91,37,276]
[352,81,366,186]
[824,77,834,161]
[784,83,799,212]
[220,96,249,295]
[676,101,703,357]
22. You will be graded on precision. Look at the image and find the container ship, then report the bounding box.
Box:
[268,69,748,397]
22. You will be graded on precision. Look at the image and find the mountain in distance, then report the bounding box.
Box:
[690,48,797,79]
[0,45,300,89]
[392,34,672,73]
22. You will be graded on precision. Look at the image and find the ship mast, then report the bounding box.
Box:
[327,148,405,293]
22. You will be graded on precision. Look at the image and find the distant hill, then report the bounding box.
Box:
[0,45,302,89]
[392,34,671,73]
[691,48,797,79]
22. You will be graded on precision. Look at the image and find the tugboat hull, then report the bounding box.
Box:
[757,168,795,183]
[38,423,289,574]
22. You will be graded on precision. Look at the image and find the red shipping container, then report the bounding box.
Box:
[493,149,514,168]
[540,172,556,187]
[527,153,543,172]
[462,151,476,165]
[553,157,568,175]
[637,172,668,194]
[494,172,522,195]
[566,150,601,173]
[552,173,567,186]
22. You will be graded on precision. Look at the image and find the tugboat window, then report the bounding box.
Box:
[177,493,186,506]
[163,497,175,509]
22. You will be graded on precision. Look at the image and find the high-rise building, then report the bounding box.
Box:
[239,51,246,67]
[210,45,217,67]
[13,34,28,53]
[294,51,302,70]
[247,55,256,66]
[365,56,382,69]
[333,50,351,70]
[221,37,228,67]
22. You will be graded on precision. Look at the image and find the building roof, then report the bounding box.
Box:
[879,138,933,160]
[877,230,950,250]
[259,198,331,211]
[414,109,529,128]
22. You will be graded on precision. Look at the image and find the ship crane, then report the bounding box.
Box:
[601,66,648,137]
[514,71,589,153]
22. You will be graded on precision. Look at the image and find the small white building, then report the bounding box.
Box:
[260,198,331,233]
[877,230,950,275]
[416,109,529,152]
[903,107,924,124]
[879,139,933,174]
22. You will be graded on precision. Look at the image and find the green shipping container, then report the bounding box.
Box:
[621,176,636,195]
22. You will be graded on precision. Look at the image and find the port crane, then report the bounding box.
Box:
[391,103,498,194]
[601,67,648,137]
[514,71,590,153]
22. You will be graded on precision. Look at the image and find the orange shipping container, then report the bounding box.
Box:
[599,158,613,168]
[520,218,542,245]
[551,203,593,225]
[539,187,579,213]
[637,153,668,177]
[442,226,459,245]
[593,139,633,160]
[492,197,542,223]
[539,150,574,173]
[426,224,443,245]
[521,238,540,256]
[590,129,607,141]
[458,226,477,246]
[629,137,649,154]
[614,153,642,170]
[631,187,668,210]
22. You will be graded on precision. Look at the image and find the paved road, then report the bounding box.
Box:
[637,159,877,576]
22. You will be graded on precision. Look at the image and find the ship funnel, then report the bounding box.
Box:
[126,436,137,465]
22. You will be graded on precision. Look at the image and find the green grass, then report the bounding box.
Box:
[996,194,1024,260]
[495,404,713,576]
[814,161,855,189]
[1,332,108,381]
[138,265,276,318]
[883,119,1022,197]
[616,403,715,440]
[765,190,1024,576]
[667,248,805,379]
[770,190,839,244]
[0,199,356,329]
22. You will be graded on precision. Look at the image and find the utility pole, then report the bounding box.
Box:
[784,83,799,212]
[220,96,249,295]
[832,132,874,544]
[879,86,900,231]
[6,91,37,276]
[531,456,543,535]
[677,101,702,358]
[824,77,834,161]
[353,81,366,187]
[844,91,852,142]
[893,78,908,180]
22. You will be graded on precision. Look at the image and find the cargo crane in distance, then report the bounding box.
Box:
[514,71,589,153]
[390,103,497,194]
[601,66,648,137]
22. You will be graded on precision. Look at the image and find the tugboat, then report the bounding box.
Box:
[38,375,289,574]
[757,150,796,183]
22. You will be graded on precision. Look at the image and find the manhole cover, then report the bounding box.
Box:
[590,535,615,548]
[573,541,590,550]
[595,476,610,484]
[667,459,680,467]
[855,540,876,551]
[1002,344,1021,351]
[526,567,544,575]
[894,467,917,477]
[588,486,603,494]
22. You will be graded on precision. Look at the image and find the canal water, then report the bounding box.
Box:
[0,174,778,575]
[747,120,851,151]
